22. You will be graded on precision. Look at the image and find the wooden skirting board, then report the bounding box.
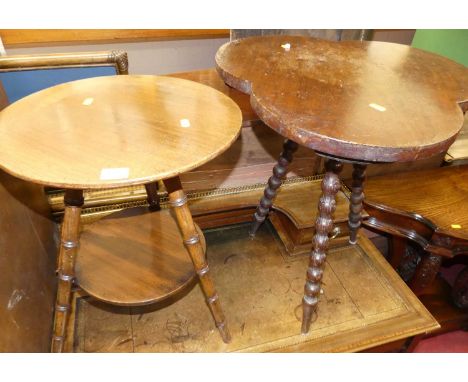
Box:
[67,225,439,352]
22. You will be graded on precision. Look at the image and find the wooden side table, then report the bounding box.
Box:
[0,75,242,351]
[360,165,468,299]
[216,35,468,334]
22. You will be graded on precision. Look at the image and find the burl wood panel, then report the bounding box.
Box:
[72,225,438,352]
[0,170,57,352]
[0,75,242,189]
[216,36,467,162]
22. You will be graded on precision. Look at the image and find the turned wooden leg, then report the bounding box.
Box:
[145,181,161,211]
[164,176,231,343]
[250,139,299,236]
[302,159,343,334]
[410,253,443,294]
[51,189,84,353]
[348,163,367,244]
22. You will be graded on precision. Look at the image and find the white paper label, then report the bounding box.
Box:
[369,103,386,112]
[100,167,130,180]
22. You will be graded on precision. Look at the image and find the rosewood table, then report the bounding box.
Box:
[0,75,242,351]
[215,35,468,334]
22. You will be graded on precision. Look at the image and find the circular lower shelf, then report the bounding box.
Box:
[76,207,205,306]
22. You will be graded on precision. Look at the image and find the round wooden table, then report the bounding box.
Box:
[215,35,468,334]
[0,75,242,351]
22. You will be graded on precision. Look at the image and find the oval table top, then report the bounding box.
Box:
[0,75,242,189]
[216,36,468,162]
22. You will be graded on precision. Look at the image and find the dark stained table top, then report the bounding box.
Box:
[216,36,468,162]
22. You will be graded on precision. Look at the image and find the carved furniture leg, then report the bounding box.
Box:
[302,159,343,334]
[452,266,468,309]
[51,189,84,353]
[410,253,443,294]
[164,176,231,343]
[388,236,408,270]
[145,181,161,211]
[348,163,367,244]
[250,139,299,236]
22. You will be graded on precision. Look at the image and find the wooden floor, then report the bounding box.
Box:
[71,222,438,352]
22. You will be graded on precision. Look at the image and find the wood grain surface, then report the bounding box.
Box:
[0,171,57,352]
[76,207,205,306]
[216,36,468,162]
[363,165,468,241]
[0,75,242,189]
[0,80,8,110]
[0,29,230,47]
[71,226,439,352]
[167,68,258,127]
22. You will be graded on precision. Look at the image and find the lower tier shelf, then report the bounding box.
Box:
[75,207,205,306]
[71,223,439,353]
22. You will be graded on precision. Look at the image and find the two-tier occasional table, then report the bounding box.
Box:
[215,35,468,334]
[0,75,242,352]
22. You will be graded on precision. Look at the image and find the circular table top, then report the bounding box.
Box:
[216,36,468,162]
[0,75,242,189]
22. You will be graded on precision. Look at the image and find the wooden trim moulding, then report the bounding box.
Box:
[0,29,230,48]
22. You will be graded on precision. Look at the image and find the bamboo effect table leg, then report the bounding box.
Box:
[164,176,231,343]
[348,163,367,244]
[302,159,343,334]
[250,139,299,237]
[51,189,84,353]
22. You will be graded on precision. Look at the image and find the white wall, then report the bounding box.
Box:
[4,38,229,75]
[3,30,415,75]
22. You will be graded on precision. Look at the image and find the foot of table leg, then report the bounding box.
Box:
[348,163,367,244]
[164,177,231,343]
[250,139,298,237]
[51,189,84,353]
[301,159,343,334]
[410,253,443,294]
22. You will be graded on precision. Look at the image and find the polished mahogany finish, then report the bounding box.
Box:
[361,165,468,301]
[216,36,467,162]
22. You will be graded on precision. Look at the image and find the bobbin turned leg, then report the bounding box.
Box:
[250,139,299,236]
[51,189,84,352]
[164,176,231,343]
[348,163,367,244]
[302,159,343,334]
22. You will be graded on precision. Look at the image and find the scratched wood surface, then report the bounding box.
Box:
[216,36,468,162]
[0,75,242,189]
[72,224,438,352]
